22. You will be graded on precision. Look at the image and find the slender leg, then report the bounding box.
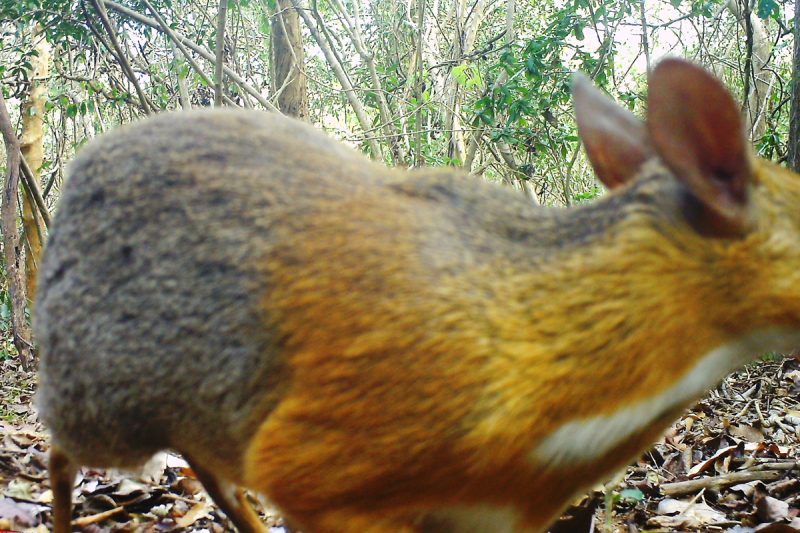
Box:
[183,455,266,533]
[50,446,77,533]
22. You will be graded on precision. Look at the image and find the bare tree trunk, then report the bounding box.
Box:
[214,0,228,107]
[727,0,773,142]
[20,24,50,298]
[788,0,800,171]
[0,93,35,371]
[171,41,192,109]
[443,0,466,164]
[292,0,383,158]
[270,0,309,119]
[639,0,650,72]
[415,0,426,166]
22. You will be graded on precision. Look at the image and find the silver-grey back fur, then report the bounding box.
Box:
[35,109,383,480]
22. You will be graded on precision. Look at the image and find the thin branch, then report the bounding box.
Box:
[20,157,51,228]
[328,0,405,164]
[139,0,212,89]
[103,0,279,112]
[788,0,800,170]
[414,0,425,166]
[427,32,507,70]
[741,0,754,119]
[170,42,191,109]
[215,0,228,107]
[89,0,153,114]
[639,0,650,72]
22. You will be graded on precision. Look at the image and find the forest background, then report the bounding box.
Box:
[1,0,800,366]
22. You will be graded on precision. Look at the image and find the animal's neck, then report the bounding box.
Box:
[465,205,734,429]
[461,189,800,470]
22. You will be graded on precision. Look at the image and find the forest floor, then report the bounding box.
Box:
[1,353,800,532]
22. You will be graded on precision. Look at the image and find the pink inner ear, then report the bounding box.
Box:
[646,58,751,228]
[572,73,653,189]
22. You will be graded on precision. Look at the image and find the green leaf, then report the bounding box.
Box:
[595,4,606,17]
[573,22,585,40]
[258,12,271,34]
[618,488,645,503]
[757,0,778,19]
[452,64,469,86]
[478,108,495,125]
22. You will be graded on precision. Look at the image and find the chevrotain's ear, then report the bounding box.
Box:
[647,58,752,238]
[573,73,653,189]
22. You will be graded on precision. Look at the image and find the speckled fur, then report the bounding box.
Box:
[35,105,800,532]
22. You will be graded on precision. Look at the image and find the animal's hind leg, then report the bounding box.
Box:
[50,445,77,533]
[184,454,267,533]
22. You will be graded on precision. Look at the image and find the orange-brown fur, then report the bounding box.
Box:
[239,156,800,531]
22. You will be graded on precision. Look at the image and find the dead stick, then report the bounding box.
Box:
[750,461,800,471]
[662,469,785,497]
[71,506,125,527]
